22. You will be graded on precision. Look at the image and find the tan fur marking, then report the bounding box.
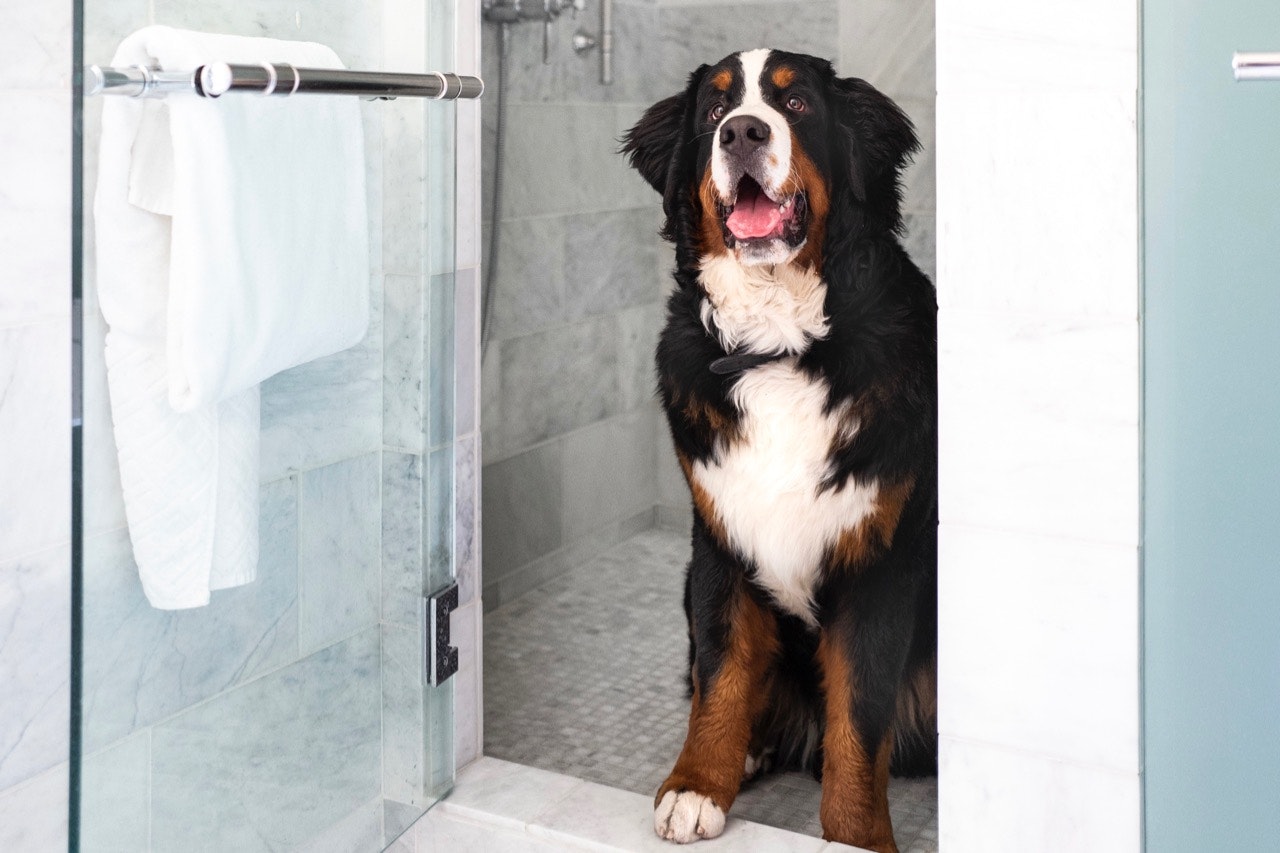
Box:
[698,167,730,257]
[817,635,898,853]
[771,66,796,89]
[786,133,831,272]
[712,68,733,92]
[656,592,779,812]
[829,479,916,568]
[675,451,731,548]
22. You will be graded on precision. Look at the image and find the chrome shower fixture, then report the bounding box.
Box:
[482,0,587,64]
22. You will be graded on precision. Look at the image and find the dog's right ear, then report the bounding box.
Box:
[620,65,707,197]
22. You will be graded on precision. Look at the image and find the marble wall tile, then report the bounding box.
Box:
[298,798,384,853]
[457,100,482,270]
[937,310,1139,546]
[384,99,427,277]
[298,452,381,655]
[81,731,150,853]
[383,623,425,804]
[384,274,427,453]
[655,417,689,510]
[654,1,840,94]
[82,0,152,73]
[902,212,936,284]
[563,208,660,321]
[260,273,382,481]
[0,93,70,326]
[385,799,424,851]
[935,90,1137,319]
[382,451,425,627]
[0,545,70,790]
[452,600,482,769]
[82,478,300,750]
[938,737,1141,853]
[481,339,504,460]
[0,0,72,90]
[455,266,480,438]
[486,216,567,342]
[561,410,659,541]
[481,441,563,581]
[838,0,935,101]
[425,444,456,593]
[498,315,621,453]
[455,434,479,605]
[615,303,662,413]
[150,629,381,852]
[500,103,652,219]
[0,762,67,853]
[152,0,383,70]
[428,273,456,449]
[897,94,936,215]
[0,321,70,562]
[938,525,1140,771]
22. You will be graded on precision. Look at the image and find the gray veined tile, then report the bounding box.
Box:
[426,444,456,593]
[486,215,567,342]
[80,731,149,853]
[0,762,68,853]
[481,441,564,582]
[616,303,663,413]
[454,266,480,438]
[561,409,660,541]
[384,274,427,453]
[150,630,381,853]
[837,0,935,102]
[498,315,622,453]
[81,478,300,751]
[428,273,457,449]
[0,545,70,791]
[383,451,426,628]
[260,273,382,481]
[563,208,660,320]
[383,624,426,804]
[296,797,383,853]
[298,452,381,655]
[0,321,71,563]
[455,434,479,605]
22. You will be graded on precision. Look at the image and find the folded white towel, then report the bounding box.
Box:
[95,26,369,609]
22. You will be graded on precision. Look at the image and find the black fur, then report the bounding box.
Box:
[623,49,938,834]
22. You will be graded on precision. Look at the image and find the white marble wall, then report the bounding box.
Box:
[935,1,1141,849]
[0,0,74,846]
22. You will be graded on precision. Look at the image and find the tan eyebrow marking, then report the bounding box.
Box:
[712,69,733,91]
[772,66,795,88]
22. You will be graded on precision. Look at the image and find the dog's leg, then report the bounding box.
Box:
[655,525,777,844]
[816,564,922,853]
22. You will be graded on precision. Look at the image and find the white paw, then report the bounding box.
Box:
[654,790,726,844]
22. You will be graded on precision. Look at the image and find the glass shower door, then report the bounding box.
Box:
[71,1,462,850]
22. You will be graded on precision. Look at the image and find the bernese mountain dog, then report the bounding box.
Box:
[622,49,937,852]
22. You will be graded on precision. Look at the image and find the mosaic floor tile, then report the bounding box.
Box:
[484,528,938,851]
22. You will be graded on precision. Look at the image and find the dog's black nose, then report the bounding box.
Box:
[719,115,770,158]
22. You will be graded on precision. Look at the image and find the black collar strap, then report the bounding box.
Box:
[709,351,789,375]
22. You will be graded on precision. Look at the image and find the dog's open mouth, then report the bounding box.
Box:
[716,175,808,248]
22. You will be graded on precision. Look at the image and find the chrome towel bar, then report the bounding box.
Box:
[87,62,484,100]
[1232,52,1280,81]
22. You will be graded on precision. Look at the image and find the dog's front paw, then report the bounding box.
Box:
[654,789,726,843]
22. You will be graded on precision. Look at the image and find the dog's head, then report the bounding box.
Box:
[622,49,918,269]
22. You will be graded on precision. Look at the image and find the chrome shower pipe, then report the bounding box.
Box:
[600,0,613,85]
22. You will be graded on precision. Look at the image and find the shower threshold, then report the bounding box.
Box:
[423,756,866,852]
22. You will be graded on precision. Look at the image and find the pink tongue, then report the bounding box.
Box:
[726,192,781,240]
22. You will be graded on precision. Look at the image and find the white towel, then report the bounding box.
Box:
[95,26,369,609]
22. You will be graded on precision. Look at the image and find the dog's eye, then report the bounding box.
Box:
[786,95,806,112]
[708,103,726,122]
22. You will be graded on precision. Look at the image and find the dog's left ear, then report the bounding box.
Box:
[831,76,919,215]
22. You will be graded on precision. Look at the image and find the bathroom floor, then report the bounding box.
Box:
[484,527,939,853]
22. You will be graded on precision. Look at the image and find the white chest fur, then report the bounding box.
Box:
[698,255,830,355]
[690,361,880,624]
